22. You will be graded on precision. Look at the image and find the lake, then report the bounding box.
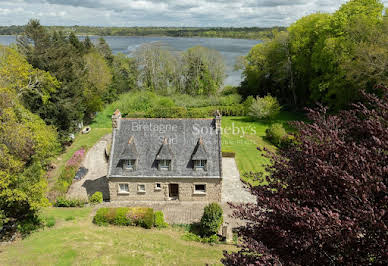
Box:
[0,35,260,86]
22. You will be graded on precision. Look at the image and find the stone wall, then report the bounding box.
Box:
[109,177,222,202]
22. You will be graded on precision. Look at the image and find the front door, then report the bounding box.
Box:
[169,184,179,200]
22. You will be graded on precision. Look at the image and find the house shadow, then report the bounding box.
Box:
[82,176,110,201]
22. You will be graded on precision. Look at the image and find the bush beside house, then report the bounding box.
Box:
[93,207,154,229]
[89,192,103,204]
[200,203,223,237]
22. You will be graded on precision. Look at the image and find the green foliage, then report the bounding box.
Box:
[182,232,220,244]
[153,211,168,228]
[0,87,60,236]
[221,85,238,96]
[44,216,56,228]
[240,0,388,110]
[93,207,154,229]
[200,203,223,237]
[182,46,225,95]
[89,192,103,204]
[54,197,87,208]
[65,216,75,221]
[248,95,281,120]
[55,148,85,195]
[265,123,287,147]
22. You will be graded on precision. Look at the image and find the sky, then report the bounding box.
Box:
[0,0,387,27]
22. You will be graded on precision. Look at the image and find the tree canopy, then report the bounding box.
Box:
[239,0,388,110]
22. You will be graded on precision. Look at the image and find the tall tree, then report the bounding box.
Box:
[223,88,388,265]
[0,87,60,238]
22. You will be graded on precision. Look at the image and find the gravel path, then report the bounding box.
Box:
[221,158,256,204]
[66,134,110,200]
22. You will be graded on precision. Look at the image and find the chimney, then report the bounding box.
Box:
[112,109,121,129]
[215,110,221,133]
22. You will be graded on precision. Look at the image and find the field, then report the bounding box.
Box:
[0,208,235,266]
[222,112,302,185]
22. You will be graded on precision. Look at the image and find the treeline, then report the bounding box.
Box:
[13,19,138,144]
[0,25,285,40]
[238,0,388,110]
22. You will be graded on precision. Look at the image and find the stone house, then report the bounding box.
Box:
[107,110,223,202]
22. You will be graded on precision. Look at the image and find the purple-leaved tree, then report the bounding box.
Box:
[223,88,387,265]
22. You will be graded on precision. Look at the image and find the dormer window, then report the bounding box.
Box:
[194,160,207,170]
[192,138,208,171]
[119,136,138,171]
[159,160,171,171]
[124,159,136,170]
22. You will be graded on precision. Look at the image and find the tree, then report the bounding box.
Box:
[223,88,388,265]
[83,51,112,114]
[182,46,225,95]
[110,53,138,97]
[134,43,177,93]
[96,37,113,64]
[239,0,387,110]
[0,87,60,238]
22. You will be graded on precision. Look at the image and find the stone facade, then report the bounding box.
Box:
[109,177,222,202]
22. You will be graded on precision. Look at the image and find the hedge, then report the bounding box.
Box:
[93,207,154,229]
[222,151,236,158]
[54,197,87,207]
[122,105,246,119]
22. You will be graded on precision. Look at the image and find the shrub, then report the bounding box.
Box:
[65,216,75,221]
[249,94,281,120]
[55,148,86,194]
[222,151,236,158]
[265,123,287,147]
[200,203,223,237]
[243,96,255,113]
[221,86,238,96]
[44,216,56,228]
[154,211,168,228]
[89,191,103,204]
[182,232,220,244]
[146,106,188,118]
[93,207,154,229]
[54,197,87,207]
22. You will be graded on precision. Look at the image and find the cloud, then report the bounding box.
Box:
[0,0,387,27]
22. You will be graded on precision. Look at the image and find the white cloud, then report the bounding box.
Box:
[0,0,387,26]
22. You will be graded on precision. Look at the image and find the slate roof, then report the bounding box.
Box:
[108,118,222,178]
[191,137,208,160]
[119,136,138,160]
[156,138,174,160]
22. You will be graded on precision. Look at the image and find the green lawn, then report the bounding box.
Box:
[0,208,235,266]
[222,112,303,186]
[47,128,112,190]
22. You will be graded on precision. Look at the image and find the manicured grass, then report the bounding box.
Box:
[47,128,112,190]
[221,112,303,186]
[0,208,235,265]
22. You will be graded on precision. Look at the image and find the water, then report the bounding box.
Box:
[0,35,260,86]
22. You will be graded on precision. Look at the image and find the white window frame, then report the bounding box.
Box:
[159,160,171,171]
[137,184,146,193]
[194,160,207,170]
[155,183,162,190]
[194,184,206,194]
[118,183,129,194]
[124,159,136,170]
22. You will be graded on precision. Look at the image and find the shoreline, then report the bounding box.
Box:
[0,34,262,41]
